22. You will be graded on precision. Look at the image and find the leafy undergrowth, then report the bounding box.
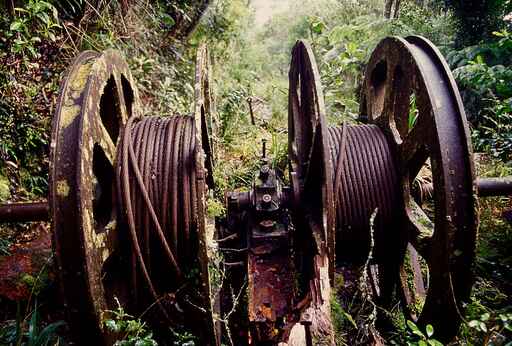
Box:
[461,157,512,345]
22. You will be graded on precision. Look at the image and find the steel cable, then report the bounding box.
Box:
[328,124,399,262]
[116,115,198,317]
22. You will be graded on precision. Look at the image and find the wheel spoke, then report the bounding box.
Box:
[114,72,131,121]
[97,123,117,166]
[382,60,413,142]
[399,244,427,321]
[404,199,433,262]
[399,116,431,180]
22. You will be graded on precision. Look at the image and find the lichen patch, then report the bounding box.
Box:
[60,104,81,129]
[56,180,70,197]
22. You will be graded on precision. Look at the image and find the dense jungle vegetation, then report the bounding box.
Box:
[0,0,511,345]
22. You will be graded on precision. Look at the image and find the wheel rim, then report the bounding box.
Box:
[50,49,140,344]
[288,40,335,278]
[362,35,478,341]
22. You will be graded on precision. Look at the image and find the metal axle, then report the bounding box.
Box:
[0,177,510,224]
[476,177,512,197]
[0,202,50,222]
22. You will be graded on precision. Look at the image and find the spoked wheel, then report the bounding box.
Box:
[362,36,478,341]
[279,39,336,345]
[288,40,335,277]
[50,49,140,344]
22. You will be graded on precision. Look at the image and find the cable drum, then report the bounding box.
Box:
[116,115,210,332]
[328,124,400,263]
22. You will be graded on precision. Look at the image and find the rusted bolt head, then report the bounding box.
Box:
[300,311,312,325]
[262,194,272,206]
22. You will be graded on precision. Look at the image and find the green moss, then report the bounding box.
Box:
[207,195,226,218]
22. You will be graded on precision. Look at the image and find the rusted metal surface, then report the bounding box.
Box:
[194,44,219,344]
[0,44,217,345]
[360,35,478,342]
[109,44,217,345]
[288,39,335,282]
[246,159,295,343]
[50,49,140,345]
[224,152,334,345]
[0,202,49,222]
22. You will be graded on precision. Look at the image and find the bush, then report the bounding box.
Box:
[449,30,512,160]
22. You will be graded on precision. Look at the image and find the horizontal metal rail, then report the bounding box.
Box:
[0,201,50,222]
[477,177,512,197]
[0,178,510,223]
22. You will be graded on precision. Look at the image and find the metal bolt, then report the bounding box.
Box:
[300,312,312,325]
[260,165,270,180]
[262,194,272,208]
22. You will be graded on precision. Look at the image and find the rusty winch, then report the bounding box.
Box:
[0,37,511,345]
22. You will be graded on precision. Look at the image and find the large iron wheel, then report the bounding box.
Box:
[362,36,478,341]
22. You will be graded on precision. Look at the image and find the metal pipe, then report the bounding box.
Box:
[477,177,512,197]
[0,202,50,222]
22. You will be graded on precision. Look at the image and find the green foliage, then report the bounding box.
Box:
[103,298,157,346]
[395,321,443,346]
[169,329,197,345]
[449,30,512,160]
[207,195,225,218]
[462,295,512,344]
[0,236,11,255]
[444,0,512,47]
[471,97,512,160]
[262,0,455,122]
[330,291,357,344]
[0,303,64,346]
[0,99,49,197]
[192,0,251,54]
[6,0,61,58]
[391,1,456,49]
[468,311,512,335]
[0,174,11,201]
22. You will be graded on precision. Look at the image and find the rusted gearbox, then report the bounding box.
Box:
[0,36,511,346]
[224,151,334,345]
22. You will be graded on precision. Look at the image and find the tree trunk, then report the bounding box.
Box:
[384,0,393,18]
[393,0,402,18]
[4,0,15,17]
[170,0,211,40]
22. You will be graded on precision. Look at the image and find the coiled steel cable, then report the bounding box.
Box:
[328,124,399,262]
[116,115,199,317]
